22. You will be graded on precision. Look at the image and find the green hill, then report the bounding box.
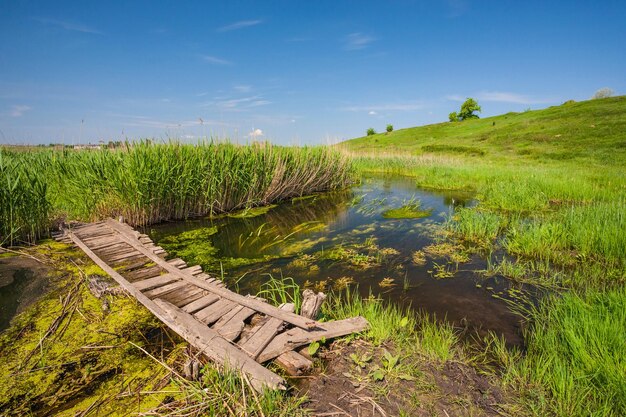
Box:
[340,96,626,165]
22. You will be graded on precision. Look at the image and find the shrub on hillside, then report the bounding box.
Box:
[386,124,393,133]
[366,128,376,136]
[592,87,614,99]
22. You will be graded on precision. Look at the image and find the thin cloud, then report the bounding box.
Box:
[10,105,31,117]
[345,33,376,50]
[234,85,252,93]
[201,55,232,65]
[204,95,271,111]
[33,17,103,35]
[217,19,262,32]
[341,101,426,112]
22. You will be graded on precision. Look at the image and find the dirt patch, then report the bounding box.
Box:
[297,341,506,416]
[0,254,53,331]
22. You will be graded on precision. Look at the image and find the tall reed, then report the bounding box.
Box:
[0,141,353,246]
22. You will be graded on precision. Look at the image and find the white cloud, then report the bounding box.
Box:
[10,105,31,117]
[345,33,376,50]
[217,20,263,32]
[446,91,554,105]
[201,55,232,65]
[33,17,103,34]
[368,111,377,115]
[204,95,271,111]
[249,128,264,137]
[341,101,426,112]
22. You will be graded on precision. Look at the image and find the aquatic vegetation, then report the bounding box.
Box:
[423,242,470,264]
[411,250,427,265]
[333,276,356,290]
[382,203,432,219]
[227,204,277,218]
[379,277,396,288]
[256,275,302,313]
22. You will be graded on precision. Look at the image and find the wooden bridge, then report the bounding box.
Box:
[55,219,367,391]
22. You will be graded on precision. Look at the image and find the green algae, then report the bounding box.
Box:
[381,204,433,219]
[228,204,277,218]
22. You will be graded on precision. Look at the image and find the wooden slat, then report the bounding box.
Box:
[125,266,165,282]
[194,298,237,325]
[106,219,317,330]
[133,273,179,291]
[274,351,313,376]
[182,294,220,314]
[163,286,206,308]
[257,316,369,363]
[143,281,189,299]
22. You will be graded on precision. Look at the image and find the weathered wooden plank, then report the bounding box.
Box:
[163,286,206,308]
[143,280,189,299]
[154,299,285,392]
[167,258,187,268]
[239,304,294,360]
[274,351,313,376]
[213,305,256,342]
[181,294,220,314]
[106,219,317,330]
[104,250,144,263]
[194,298,237,325]
[181,265,202,275]
[125,266,165,282]
[257,317,369,363]
[133,273,179,291]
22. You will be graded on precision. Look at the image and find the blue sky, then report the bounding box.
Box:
[1,1,624,145]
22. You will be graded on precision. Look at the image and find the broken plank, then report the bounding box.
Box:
[257,316,369,363]
[239,304,294,360]
[274,351,313,376]
[163,286,206,308]
[154,299,285,392]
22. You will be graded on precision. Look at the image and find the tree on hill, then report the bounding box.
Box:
[592,88,614,99]
[449,98,482,122]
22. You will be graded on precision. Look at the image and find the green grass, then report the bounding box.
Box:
[506,288,626,417]
[0,141,352,246]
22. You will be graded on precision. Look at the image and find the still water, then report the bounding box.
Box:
[149,175,528,346]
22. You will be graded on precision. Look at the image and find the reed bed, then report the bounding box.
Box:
[0,141,352,246]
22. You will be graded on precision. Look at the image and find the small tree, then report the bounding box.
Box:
[592,87,614,99]
[366,127,376,136]
[459,98,481,120]
[386,124,393,133]
[449,98,481,122]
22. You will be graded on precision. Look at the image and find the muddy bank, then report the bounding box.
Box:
[0,254,52,332]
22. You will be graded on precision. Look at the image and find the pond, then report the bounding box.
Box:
[148,175,529,347]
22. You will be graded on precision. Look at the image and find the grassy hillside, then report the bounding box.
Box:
[341,96,626,416]
[341,96,626,165]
